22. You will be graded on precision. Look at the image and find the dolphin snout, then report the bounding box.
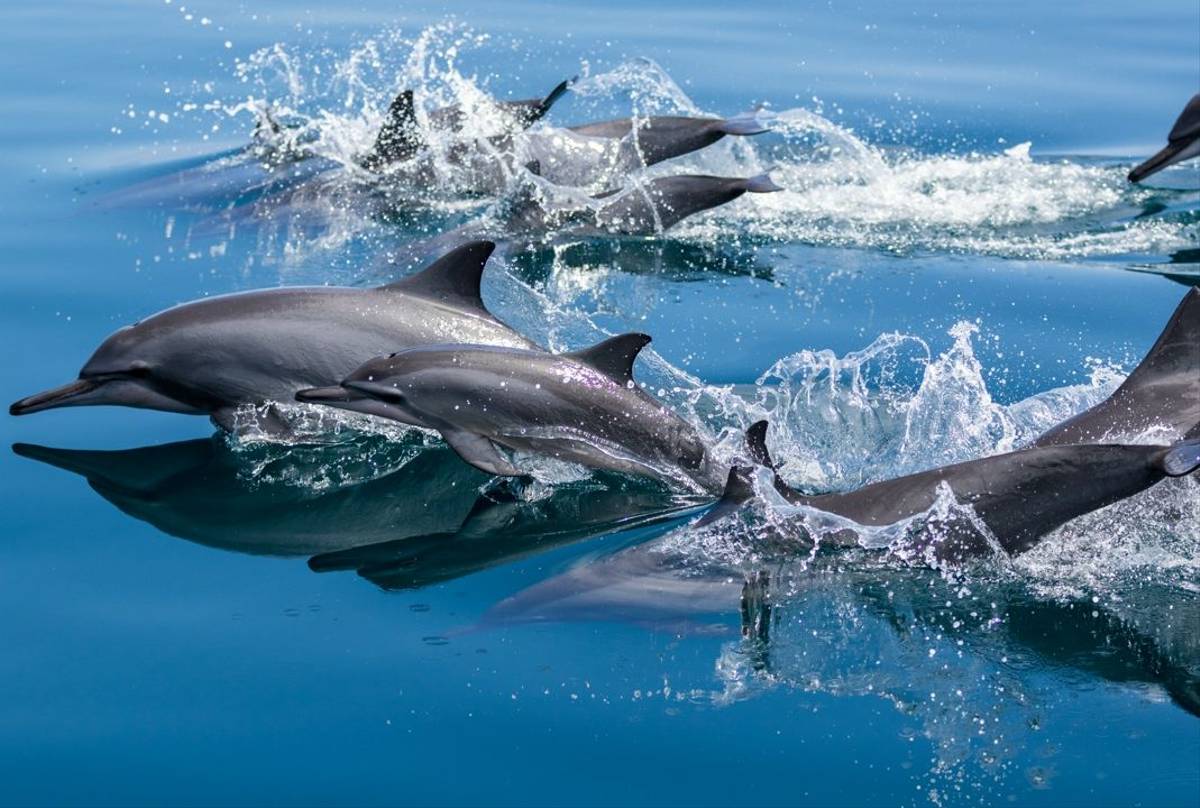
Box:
[10,379,99,416]
[295,385,354,404]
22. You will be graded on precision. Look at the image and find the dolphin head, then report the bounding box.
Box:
[295,351,432,427]
[10,324,208,417]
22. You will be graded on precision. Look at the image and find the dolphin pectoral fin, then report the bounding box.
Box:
[361,89,423,170]
[744,420,804,502]
[1161,438,1200,477]
[743,173,783,193]
[529,77,573,124]
[440,428,523,477]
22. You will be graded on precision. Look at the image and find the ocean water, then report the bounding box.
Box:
[1,1,1198,806]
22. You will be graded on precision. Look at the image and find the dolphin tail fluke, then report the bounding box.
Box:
[715,111,770,137]
[743,173,784,193]
[1160,438,1200,477]
[504,76,575,128]
[694,465,756,527]
[535,77,574,119]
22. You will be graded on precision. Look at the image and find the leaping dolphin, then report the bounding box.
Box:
[1129,93,1200,183]
[298,334,727,493]
[565,113,769,168]
[711,420,1199,560]
[9,241,535,433]
[500,172,782,237]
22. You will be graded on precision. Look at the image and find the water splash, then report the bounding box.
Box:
[117,22,1197,269]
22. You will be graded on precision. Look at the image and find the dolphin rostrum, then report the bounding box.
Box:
[1128,94,1200,183]
[9,241,535,433]
[297,334,727,493]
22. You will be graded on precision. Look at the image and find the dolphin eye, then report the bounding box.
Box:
[126,362,153,379]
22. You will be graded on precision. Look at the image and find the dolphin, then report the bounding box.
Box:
[297,333,727,493]
[499,172,783,237]
[521,111,769,185]
[565,112,769,168]
[1033,287,1199,446]
[1129,93,1200,183]
[11,439,489,556]
[698,287,1200,557]
[708,420,1200,560]
[9,241,536,433]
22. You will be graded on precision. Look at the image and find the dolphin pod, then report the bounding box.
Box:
[357,78,769,175]
[12,81,1199,586]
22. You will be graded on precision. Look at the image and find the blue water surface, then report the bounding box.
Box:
[1,1,1198,806]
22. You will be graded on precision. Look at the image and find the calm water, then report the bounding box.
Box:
[2,2,1199,806]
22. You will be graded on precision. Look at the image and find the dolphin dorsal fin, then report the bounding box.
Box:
[363,90,424,168]
[378,241,497,314]
[1121,287,1199,391]
[566,333,651,385]
[745,420,777,470]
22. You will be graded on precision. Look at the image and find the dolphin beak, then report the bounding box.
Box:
[295,385,355,404]
[10,379,100,416]
[341,380,397,400]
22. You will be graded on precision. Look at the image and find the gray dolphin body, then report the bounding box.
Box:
[1033,287,1199,446]
[565,113,769,167]
[721,422,1199,560]
[9,241,535,432]
[701,287,1200,558]
[298,334,726,493]
[1129,94,1200,183]
[501,172,782,237]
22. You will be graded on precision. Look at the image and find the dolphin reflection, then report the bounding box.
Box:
[13,438,699,580]
[485,536,1200,717]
